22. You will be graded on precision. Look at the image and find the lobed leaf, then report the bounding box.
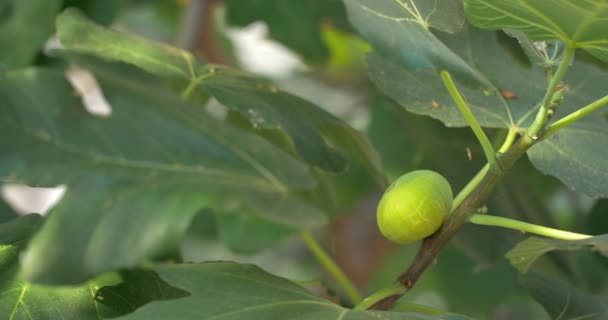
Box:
[344,0,535,129]
[342,0,482,81]
[464,0,608,62]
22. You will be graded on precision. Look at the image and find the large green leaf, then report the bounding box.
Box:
[0,67,326,284]
[343,0,530,129]
[0,67,317,212]
[520,272,608,319]
[55,9,384,176]
[365,23,608,131]
[0,215,120,320]
[116,262,468,320]
[506,235,608,274]
[365,29,540,129]
[224,0,351,63]
[464,0,608,62]
[0,0,62,69]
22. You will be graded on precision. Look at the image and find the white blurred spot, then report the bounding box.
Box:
[2,185,67,216]
[205,98,228,120]
[227,22,306,78]
[66,65,113,117]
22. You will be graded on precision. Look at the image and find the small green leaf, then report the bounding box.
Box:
[115,262,467,320]
[464,0,608,62]
[520,272,608,319]
[506,235,608,274]
[0,0,62,69]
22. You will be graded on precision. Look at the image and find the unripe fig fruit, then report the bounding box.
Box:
[377,170,453,244]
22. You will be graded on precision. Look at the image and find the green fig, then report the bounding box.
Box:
[377,170,453,244]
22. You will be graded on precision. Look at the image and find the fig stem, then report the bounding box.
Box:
[354,282,405,310]
[440,70,497,169]
[469,214,592,240]
[299,231,362,305]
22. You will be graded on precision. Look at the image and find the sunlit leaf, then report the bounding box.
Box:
[464,0,608,62]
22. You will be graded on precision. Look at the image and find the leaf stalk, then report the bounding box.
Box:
[299,231,362,305]
[469,214,592,240]
[440,70,497,169]
[544,95,608,138]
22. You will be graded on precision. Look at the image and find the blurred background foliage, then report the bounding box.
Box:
[1,0,607,319]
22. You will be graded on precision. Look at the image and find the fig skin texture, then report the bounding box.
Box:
[377,170,453,244]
